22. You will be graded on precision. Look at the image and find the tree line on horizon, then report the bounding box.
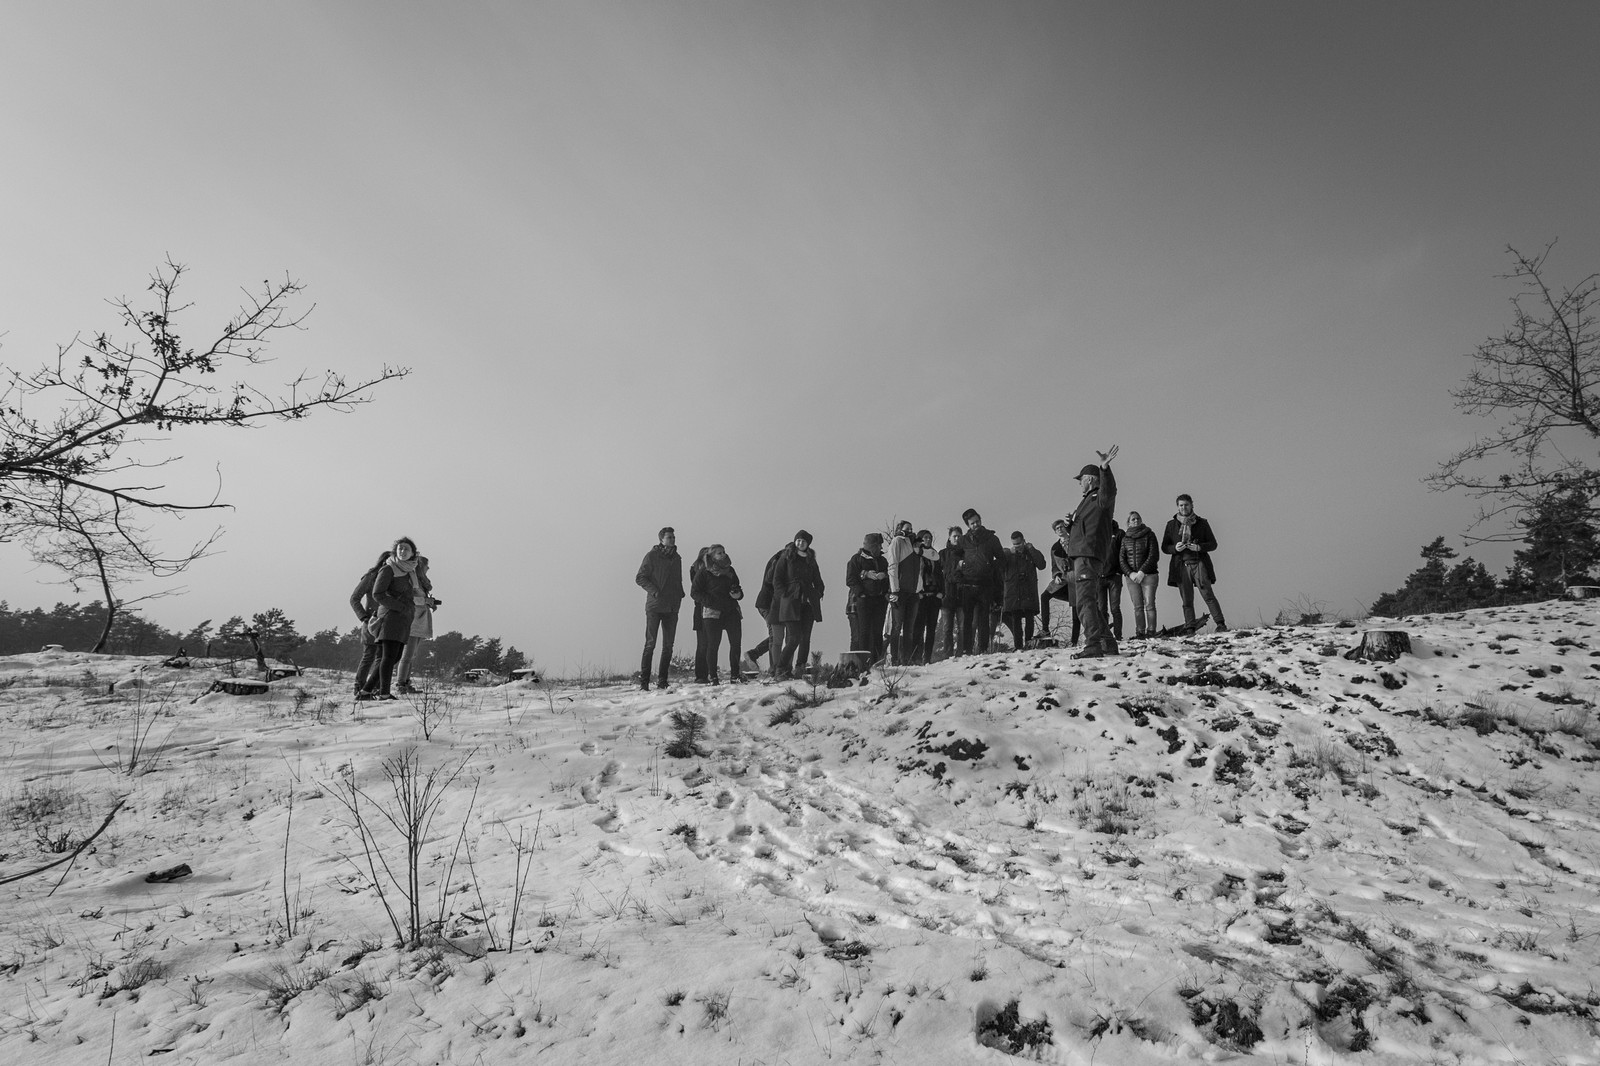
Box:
[1372,486,1600,617]
[0,602,529,679]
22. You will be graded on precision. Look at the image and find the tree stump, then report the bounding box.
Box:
[210,678,269,696]
[1344,630,1411,662]
[1564,586,1600,600]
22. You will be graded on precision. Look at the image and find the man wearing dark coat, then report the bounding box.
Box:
[773,531,825,680]
[635,526,685,690]
[955,509,1006,654]
[1162,494,1227,630]
[1066,446,1119,658]
[846,532,890,665]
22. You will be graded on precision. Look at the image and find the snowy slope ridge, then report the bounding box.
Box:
[3,602,1600,1065]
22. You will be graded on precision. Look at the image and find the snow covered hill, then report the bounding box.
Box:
[3,603,1599,1064]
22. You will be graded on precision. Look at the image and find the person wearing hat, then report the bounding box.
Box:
[955,508,1005,654]
[1066,446,1119,657]
[773,530,825,680]
[636,526,685,690]
[847,531,891,665]
[1162,494,1226,630]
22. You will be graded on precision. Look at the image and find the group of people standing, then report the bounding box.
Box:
[635,448,1229,688]
[348,536,441,700]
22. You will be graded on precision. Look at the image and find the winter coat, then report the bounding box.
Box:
[939,544,963,598]
[691,565,744,621]
[753,549,784,616]
[370,563,417,643]
[956,525,1005,588]
[636,545,685,615]
[1102,527,1125,581]
[350,566,382,623]
[887,534,922,597]
[1161,514,1219,587]
[1119,524,1161,575]
[1066,464,1117,567]
[918,548,943,602]
[773,545,825,624]
[1002,544,1047,612]
[409,556,436,641]
[846,550,890,602]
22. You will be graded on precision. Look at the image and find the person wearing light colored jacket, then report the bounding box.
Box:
[885,521,923,666]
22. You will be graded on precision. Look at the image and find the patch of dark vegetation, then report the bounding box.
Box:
[977,998,1054,1057]
[824,940,872,962]
[1156,724,1184,754]
[1165,671,1258,689]
[1315,977,1376,1052]
[768,704,803,726]
[1214,748,1249,785]
[1187,995,1264,1050]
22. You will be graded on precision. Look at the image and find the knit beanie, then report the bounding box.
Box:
[863,532,883,549]
[793,530,813,545]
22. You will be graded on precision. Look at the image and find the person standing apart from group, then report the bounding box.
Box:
[1120,511,1161,638]
[773,531,824,680]
[636,527,685,690]
[1066,447,1119,658]
[1162,494,1227,630]
[364,537,421,699]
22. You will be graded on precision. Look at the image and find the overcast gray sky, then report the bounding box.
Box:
[4,1,1599,672]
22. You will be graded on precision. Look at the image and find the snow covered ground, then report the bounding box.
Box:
[3,602,1600,1065]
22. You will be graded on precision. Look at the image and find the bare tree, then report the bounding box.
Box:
[1427,243,1600,536]
[1,260,408,630]
[20,483,199,652]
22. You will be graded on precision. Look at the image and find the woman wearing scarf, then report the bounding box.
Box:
[691,544,745,683]
[362,536,420,700]
[1119,512,1161,638]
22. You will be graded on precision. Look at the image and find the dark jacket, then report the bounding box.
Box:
[1066,464,1118,568]
[691,565,743,621]
[753,549,784,615]
[636,545,685,615]
[846,549,890,601]
[1120,524,1160,575]
[773,545,825,623]
[350,566,382,623]
[1102,526,1125,581]
[957,525,1005,588]
[940,543,963,598]
[371,563,417,643]
[887,534,922,598]
[1002,543,1047,612]
[1162,514,1219,587]
[918,548,943,602]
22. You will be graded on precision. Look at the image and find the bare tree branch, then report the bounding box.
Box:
[1,261,408,630]
[1426,242,1600,538]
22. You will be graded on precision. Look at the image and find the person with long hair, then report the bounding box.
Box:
[362,536,421,700]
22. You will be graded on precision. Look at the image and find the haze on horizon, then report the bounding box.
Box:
[3,2,1598,673]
